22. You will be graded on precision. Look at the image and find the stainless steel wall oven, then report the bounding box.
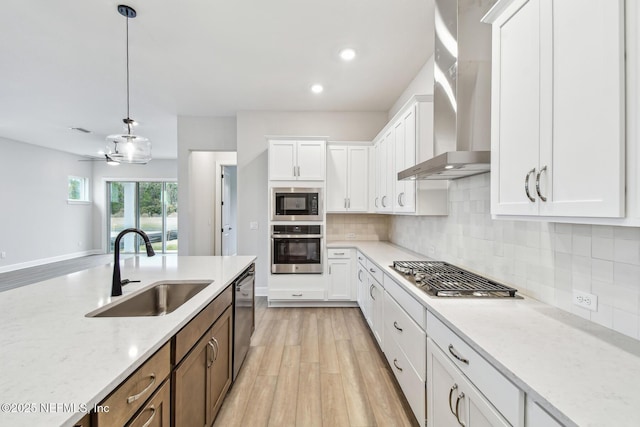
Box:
[271,225,323,273]
[272,187,322,221]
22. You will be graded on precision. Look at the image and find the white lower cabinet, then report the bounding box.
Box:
[327,248,355,300]
[368,275,384,347]
[427,338,511,427]
[356,261,368,317]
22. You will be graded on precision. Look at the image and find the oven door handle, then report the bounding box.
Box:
[271,234,323,239]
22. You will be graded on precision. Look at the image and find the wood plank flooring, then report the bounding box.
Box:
[214,298,418,427]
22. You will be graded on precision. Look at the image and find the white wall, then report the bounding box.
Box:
[0,137,94,270]
[177,116,237,254]
[387,55,434,118]
[236,111,388,294]
[188,151,237,256]
[91,159,178,253]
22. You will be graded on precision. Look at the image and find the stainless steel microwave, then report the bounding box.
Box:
[271,187,322,221]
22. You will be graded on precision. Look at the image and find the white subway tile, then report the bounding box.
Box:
[572,234,591,257]
[591,259,614,283]
[613,262,640,290]
[572,224,592,236]
[614,227,640,241]
[611,285,640,313]
[591,279,615,306]
[614,239,640,266]
[592,237,614,261]
[592,225,614,238]
[555,223,573,234]
[554,233,573,254]
[590,303,613,329]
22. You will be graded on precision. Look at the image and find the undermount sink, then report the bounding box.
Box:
[87,280,213,317]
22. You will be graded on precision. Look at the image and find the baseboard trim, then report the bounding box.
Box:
[0,250,103,273]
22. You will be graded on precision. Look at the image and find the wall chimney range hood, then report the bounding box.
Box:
[399,0,493,181]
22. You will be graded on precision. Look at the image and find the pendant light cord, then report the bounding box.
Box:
[125,14,131,135]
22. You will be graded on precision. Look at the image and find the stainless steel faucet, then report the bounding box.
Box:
[111,228,155,297]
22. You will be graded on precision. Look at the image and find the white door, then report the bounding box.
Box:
[296,141,326,180]
[489,0,542,216]
[326,146,348,212]
[269,141,297,180]
[221,166,237,256]
[538,0,625,217]
[347,146,368,212]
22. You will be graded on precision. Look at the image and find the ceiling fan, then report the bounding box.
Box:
[78,140,122,165]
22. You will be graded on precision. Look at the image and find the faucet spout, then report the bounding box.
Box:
[112,228,156,297]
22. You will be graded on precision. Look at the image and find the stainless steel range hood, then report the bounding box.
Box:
[399,0,493,181]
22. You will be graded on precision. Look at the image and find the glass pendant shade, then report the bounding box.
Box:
[105,133,152,164]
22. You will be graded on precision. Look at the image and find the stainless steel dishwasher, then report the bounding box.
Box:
[233,263,255,381]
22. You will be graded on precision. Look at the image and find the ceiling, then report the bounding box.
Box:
[0,0,434,159]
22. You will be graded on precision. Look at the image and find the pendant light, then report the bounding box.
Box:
[106,4,151,164]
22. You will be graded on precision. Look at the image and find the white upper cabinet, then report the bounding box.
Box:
[326,144,369,212]
[484,0,625,218]
[268,140,326,181]
[372,96,448,216]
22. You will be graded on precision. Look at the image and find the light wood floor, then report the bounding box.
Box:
[214,298,418,427]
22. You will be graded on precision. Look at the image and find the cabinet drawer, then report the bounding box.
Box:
[269,289,325,300]
[383,273,425,329]
[126,378,170,427]
[383,291,426,381]
[426,311,523,426]
[356,251,366,266]
[365,260,384,284]
[384,324,425,425]
[175,285,232,363]
[328,248,351,259]
[96,343,171,427]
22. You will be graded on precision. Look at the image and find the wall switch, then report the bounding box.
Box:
[573,290,598,312]
[346,233,356,240]
[250,221,259,230]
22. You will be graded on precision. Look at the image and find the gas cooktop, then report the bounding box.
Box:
[391,261,518,298]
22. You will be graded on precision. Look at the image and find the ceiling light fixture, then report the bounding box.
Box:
[106,5,151,165]
[339,48,356,61]
[311,84,324,94]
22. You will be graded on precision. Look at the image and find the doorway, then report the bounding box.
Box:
[221,165,238,256]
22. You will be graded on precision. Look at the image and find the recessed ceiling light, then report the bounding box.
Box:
[311,84,324,94]
[339,48,356,61]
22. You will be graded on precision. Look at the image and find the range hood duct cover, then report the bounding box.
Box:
[400,0,493,181]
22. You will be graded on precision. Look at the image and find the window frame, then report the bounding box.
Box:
[67,176,90,204]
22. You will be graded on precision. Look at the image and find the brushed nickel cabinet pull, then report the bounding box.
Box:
[127,373,156,404]
[375,197,379,208]
[358,270,363,281]
[393,321,403,332]
[393,358,403,372]
[525,168,536,202]
[292,293,303,297]
[455,393,466,426]
[140,405,157,427]
[398,192,405,207]
[448,344,469,365]
[536,165,547,202]
[448,383,458,416]
[212,337,219,361]
[381,195,388,207]
[207,340,215,368]
[369,284,374,300]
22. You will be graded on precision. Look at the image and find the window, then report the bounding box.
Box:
[107,181,178,254]
[68,176,89,202]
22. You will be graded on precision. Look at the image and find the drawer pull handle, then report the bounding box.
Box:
[455,393,466,427]
[212,337,220,361]
[333,252,345,255]
[292,293,303,297]
[369,284,375,300]
[448,344,469,365]
[127,373,156,404]
[393,358,403,372]
[369,268,376,273]
[525,168,536,202]
[448,384,458,416]
[140,405,157,427]
[393,321,403,332]
[207,341,215,368]
[536,165,548,202]
[358,270,364,281]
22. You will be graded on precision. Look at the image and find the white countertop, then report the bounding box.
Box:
[328,241,640,427]
[0,255,255,427]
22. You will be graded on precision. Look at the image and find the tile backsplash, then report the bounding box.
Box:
[327,214,390,241]
[390,173,640,341]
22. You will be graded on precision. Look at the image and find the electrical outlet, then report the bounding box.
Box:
[346,233,356,240]
[250,221,258,230]
[573,290,598,312]
[0,251,6,259]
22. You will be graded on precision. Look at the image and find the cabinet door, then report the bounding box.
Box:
[327,258,352,300]
[394,118,407,212]
[370,279,384,347]
[377,130,394,213]
[489,0,541,216]
[374,140,384,212]
[538,0,624,217]
[347,146,368,212]
[269,141,297,180]
[401,105,417,213]
[427,339,462,427]
[297,141,325,180]
[173,332,210,427]
[356,263,367,313]
[326,146,348,212]
[208,307,233,426]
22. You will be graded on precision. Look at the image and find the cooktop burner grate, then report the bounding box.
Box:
[392,261,517,297]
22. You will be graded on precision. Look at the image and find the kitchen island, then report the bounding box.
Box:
[328,241,640,427]
[0,255,255,427]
